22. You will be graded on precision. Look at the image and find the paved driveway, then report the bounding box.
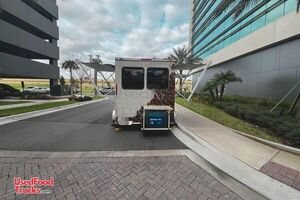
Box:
[0,154,242,200]
[0,98,186,151]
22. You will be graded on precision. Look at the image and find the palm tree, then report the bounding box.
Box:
[61,60,79,95]
[216,0,300,19]
[213,70,242,100]
[91,56,102,65]
[203,70,242,100]
[169,46,202,94]
[202,80,218,100]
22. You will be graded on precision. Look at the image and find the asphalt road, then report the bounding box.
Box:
[0,97,186,151]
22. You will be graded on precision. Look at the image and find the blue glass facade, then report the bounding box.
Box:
[191,0,297,59]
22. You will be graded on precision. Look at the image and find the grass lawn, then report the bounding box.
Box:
[0,96,103,117]
[0,101,30,106]
[176,97,283,143]
[0,101,76,117]
[5,82,49,91]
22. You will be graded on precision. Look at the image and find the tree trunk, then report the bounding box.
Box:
[215,87,219,99]
[70,69,73,95]
[94,69,98,95]
[220,84,225,100]
[209,89,215,100]
[179,70,183,94]
[80,78,83,98]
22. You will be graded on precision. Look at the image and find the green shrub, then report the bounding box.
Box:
[195,94,299,146]
[219,95,294,110]
[253,115,269,127]
[223,104,240,116]
[257,98,275,107]
[236,107,247,119]
[271,125,287,136]
[222,95,250,104]
[195,93,214,103]
[214,101,227,109]
[285,128,300,146]
[244,111,260,124]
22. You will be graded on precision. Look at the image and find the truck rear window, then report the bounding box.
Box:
[147,68,169,90]
[122,67,144,90]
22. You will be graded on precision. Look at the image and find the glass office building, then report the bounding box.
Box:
[191,0,298,58]
[190,0,300,99]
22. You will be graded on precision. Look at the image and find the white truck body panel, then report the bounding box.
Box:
[114,58,175,126]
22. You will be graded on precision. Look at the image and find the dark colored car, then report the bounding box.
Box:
[0,84,21,99]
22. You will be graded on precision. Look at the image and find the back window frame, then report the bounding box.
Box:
[121,67,145,90]
[147,67,169,90]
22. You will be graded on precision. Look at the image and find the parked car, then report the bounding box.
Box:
[100,87,114,94]
[0,84,21,98]
[24,87,50,94]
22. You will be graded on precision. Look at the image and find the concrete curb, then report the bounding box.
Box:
[227,127,300,156]
[174,122,300,200]
[176,103,300,156]
[0,97,108,126]
[0,149,190,159]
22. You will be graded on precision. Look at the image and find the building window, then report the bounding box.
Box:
[192,0,295,58]
[122,67,144,90]
[147,68,169,90]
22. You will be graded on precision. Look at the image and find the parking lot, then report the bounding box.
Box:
[0,98,186,151]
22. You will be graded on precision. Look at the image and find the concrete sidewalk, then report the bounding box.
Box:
[176,104,300,191]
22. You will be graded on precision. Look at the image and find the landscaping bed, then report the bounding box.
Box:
[0,101,77,117]
[177,95,300,148]
[0,96,102,117]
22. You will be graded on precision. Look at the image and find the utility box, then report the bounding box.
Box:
[142,105,172,131]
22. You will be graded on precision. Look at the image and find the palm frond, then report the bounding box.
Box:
[213,70,242,85]
[233,0,261,18]
[61,60,79,70]
[169,46,202,65]
[215,0,236,17]
[215,0,262,19]
[202,80,218,92]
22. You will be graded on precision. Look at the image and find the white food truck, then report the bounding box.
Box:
[112,58,176,131]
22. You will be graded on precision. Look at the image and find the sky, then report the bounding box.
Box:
[57,0,191,69]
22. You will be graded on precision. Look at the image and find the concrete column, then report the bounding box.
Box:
[50,79,58,95]
[50,79,58,87]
